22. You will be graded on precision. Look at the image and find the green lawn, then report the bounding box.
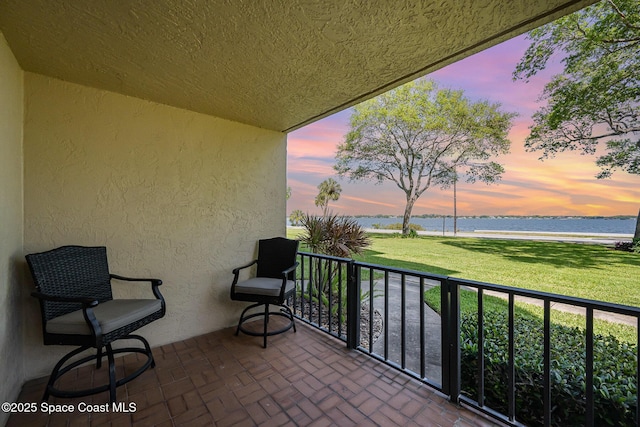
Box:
[346,232,640,307]
[289,229,640,342]
[423,286,638,343]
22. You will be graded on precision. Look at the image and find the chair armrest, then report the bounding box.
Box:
[277,262,300,299]
[110,274,162,286]
[110,274,165,309]
[281,262,299,276]
[31,291,98,308]
[232,259,258,286]
[232,260,258,275]
[31,291,104,343]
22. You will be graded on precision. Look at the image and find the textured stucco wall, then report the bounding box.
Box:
[0,32,25,425]
[23,73,287,379]
[0,0,596,132]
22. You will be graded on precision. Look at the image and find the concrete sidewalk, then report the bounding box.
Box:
[365,228,633,245]
[367,275,443,385]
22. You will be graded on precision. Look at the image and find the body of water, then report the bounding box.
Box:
[301,217,636,235]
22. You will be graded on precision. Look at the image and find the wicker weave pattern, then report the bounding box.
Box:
[101,310,164,345]
[27,246,113,321]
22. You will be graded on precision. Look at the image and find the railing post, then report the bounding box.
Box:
[346,260,360,349]
[441,278,460,403]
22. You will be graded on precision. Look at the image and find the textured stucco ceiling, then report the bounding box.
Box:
[0,0,596,132]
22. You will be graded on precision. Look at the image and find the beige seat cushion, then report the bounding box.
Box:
[235,277,294,297]
[46,299,162,335]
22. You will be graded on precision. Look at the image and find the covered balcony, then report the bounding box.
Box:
[0,1,602,426]
[8,252,639,426]
[7,322,495,426]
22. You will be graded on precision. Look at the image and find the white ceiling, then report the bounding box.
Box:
[0,0,596,132]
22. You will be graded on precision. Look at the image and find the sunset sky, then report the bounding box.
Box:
[286,34,638,217]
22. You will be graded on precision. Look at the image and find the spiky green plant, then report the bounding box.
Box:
[299,214,371,323]
[300,213,370,257]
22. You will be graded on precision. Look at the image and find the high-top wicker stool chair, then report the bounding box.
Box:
[26,245,166,403]
[230,237,299,348]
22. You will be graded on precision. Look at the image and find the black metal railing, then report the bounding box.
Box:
[292,251,640,427]
[293,252,353,342]
[352,261,447,391]
[446,278,640,427]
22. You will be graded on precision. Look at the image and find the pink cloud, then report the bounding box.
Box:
[287,34,639,217]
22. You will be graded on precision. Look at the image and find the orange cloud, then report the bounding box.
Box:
[287,34,639,217]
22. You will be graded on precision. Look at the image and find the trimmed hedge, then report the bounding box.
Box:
[460,310,637,426]
[614,238,640,253]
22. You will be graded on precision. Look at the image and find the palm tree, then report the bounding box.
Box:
[288,209,305,226]
[315,178,342,217]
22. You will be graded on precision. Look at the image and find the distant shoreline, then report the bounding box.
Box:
[288,215,636,241]
[347,214,636,220]
[287,225,633,245]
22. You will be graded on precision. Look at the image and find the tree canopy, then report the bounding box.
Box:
[334,79,516,235]
[514,0,639,241]
[513,0,639,179]
[315,178,342,217]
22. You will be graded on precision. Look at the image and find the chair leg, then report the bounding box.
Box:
[96,346,103,369]
[41,345,91,402]
[235,302,294,347]
[263,303,269,348]
[106,344,117,403]
[235,302,262,336]
[137,334,156,369]
[282,305,296,332]
[40,338,154,403]
[236,307,246,336]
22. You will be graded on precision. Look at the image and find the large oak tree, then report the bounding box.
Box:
[335,79,516,235]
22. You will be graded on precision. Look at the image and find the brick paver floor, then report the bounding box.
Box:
[7,321,498,426]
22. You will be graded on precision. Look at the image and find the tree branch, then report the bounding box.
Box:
[607,0,640,32]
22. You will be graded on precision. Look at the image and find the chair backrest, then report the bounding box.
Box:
[26,245,113,321]
[256,237,299,280]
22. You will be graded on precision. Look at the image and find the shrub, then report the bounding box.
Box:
[371,222,425,231]
[614,238,640,253]
[461,310,637,426]
[300,214,370,257]
[401,228,419,239]
[298,214,371,323]
[614,240,634,252]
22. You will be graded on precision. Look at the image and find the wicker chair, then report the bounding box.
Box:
[230,237,299,348]
[26,245,166,403]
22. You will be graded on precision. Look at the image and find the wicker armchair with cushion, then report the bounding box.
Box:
[230,237,299,348]
[26,245,166,403]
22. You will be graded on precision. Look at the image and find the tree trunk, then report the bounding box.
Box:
[402,197,416,235]
[635,208,640,240]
